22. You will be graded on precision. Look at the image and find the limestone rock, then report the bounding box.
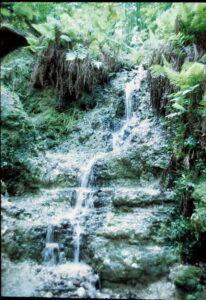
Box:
[90,237,177,284]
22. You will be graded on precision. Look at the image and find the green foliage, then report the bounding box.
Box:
[23,88,82,148]
[156,3,206,37]
[24,3,127,62]
[1,2,55,29]
[1,49,34,97]
[171,265,203,291]
[199,92,206,116]
[151,60,206,115]
[182,3,206,33]
[33,106,80,139]
[1,86,41,194]
[191,175,206,235]
[160,172,206,262]
[199,54,206,64]
[160,212,201,261]
[151,60,206,88]
[126,50,144,64]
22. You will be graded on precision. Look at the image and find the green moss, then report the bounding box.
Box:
[31,104,81,148]
[1,85,29,128]
[191,175,206,234]
[1,86,41,195]
[171,265,203,291]
[1,49,34,98]
[192,175,206,202]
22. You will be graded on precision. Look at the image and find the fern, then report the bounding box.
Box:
[155,4,178,35]
[150,64,166,78]
[152,59,206,88]
[190,3,206,33]
[199,92,206,117]
[155,2,206,38]
[151,59,206,114]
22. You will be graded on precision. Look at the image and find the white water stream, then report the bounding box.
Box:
[42,224,60,266]
[42,66,146,266]
[71,66,146,263]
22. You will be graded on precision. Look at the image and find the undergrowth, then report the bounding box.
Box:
[31,29,122,109]
[147,3,206,263]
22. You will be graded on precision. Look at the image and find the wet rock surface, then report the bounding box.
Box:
[2,68,199,299]
[1,260,99,298]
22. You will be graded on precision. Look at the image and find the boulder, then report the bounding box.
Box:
[0,26,28,58]
[90,237,177,284]
[170,265,203,291]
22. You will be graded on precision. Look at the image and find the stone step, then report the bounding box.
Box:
[2,187,175,228]
[2,190,76,225]
[2,215,75,262]
[112,187,175,207]
[89,237,179,284]
[91,186,175,208]
[95,206,173,243]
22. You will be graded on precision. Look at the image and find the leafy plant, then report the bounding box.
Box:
[151,60,206,114]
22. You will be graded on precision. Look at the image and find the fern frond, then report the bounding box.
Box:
[199,92,206,116]
[150,64,166,78]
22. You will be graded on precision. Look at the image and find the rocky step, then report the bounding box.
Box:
[95,206,174,244]
[41,151,84,188]
[111,187,175,208]
[89,118,171,188]
[1,190,76,226]
[2,186,175,215]
[2,218,76,262]
[1,186,101,218]
[2,191,105,263]
[89,238,179,285]
[92,186,175,208]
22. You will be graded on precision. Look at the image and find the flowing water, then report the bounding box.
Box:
[2,66,149,298]
[68,66,147,264]
[42,224,60,266]
[41,66,146,267]
[112,66,146,152]
[72,152,107,262]
[3,66,201,299]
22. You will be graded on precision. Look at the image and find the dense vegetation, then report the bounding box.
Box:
[1,1,206,293]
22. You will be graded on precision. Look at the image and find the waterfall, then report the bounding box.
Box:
[70,66,146,264]
[72,152,107,263]
[42,224,60,266]
[125,66,144,120]
[40,66,146,265]
[112,66,146,152]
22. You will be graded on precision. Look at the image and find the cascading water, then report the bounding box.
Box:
[69,66,146,264]
[112,66,146,152]
[40,66,146,268]
[42,224,60,266]
[72,152,107,263]
[2,66,154,299]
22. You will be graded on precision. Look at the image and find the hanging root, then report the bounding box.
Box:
[147,38,205,116]
[31,30,122,109]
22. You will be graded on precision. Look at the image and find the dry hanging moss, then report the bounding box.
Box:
[31,30,122,108]
[147,37,205,116]
[147,42,184,116]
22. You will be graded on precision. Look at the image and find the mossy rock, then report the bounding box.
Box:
[171,265,203,291]
[1,85,30,129]
[1,85,43,194]
[1,49,34,97]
